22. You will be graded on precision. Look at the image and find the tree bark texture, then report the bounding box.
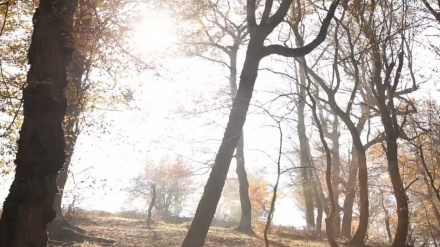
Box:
[0,0,78,246]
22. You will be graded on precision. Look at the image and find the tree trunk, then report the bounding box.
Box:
[310,146,328,238]
[341,109,368,240]
[181,1,339,244]
[308,93,338,247]
[373,53,409,246]
[297,59,315,232]
[297,108,315,231]
[298,57,369,245]
[146,184,157,227]
[387,139,409,247]
[313,178,323,238]
[236,133,253,233]
[181,35,265,247]
[329,118,341,239]
[310,155,329,215]
[0,0,78,246]
[364,11,409,244]
[347,140,368,246]
[229,45,253,234]
[297,115,315,231]
[341,147,358,239]
[380,190,392,243]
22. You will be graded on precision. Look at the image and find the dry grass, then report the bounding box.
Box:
[49,213,334,247]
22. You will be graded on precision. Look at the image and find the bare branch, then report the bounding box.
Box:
[263,0,340,58]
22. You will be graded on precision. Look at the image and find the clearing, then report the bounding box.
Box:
[48,212,334,247]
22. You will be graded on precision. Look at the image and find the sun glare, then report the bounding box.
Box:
[132,11,177,54]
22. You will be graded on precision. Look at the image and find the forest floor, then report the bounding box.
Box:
[48,212,381,247]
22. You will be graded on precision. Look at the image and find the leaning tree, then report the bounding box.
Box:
[181,0,341,246]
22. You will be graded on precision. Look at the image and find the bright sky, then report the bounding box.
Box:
[51,9,307,227]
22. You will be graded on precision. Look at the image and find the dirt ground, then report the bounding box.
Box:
[49,214,331,247]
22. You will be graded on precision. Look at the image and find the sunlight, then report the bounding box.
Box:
[132,11,177,54]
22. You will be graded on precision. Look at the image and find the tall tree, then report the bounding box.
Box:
[0,0,78,246]
[170,0,254,232]
[302,59,339,247]
[296,16,372,242]
[181,0,340,246]
[356,1,415,245]
[290,0,315,233]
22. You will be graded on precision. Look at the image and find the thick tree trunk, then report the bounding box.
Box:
[236,133,253,233]
[0,1,78,246]
[387,140,409,247]
[146,184,157,227]
[347,141,368,246]
[181,35,265,247]
[341,110,368,240]
[229,45,253,234]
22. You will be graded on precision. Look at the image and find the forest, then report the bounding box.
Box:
[0,0,439,247]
